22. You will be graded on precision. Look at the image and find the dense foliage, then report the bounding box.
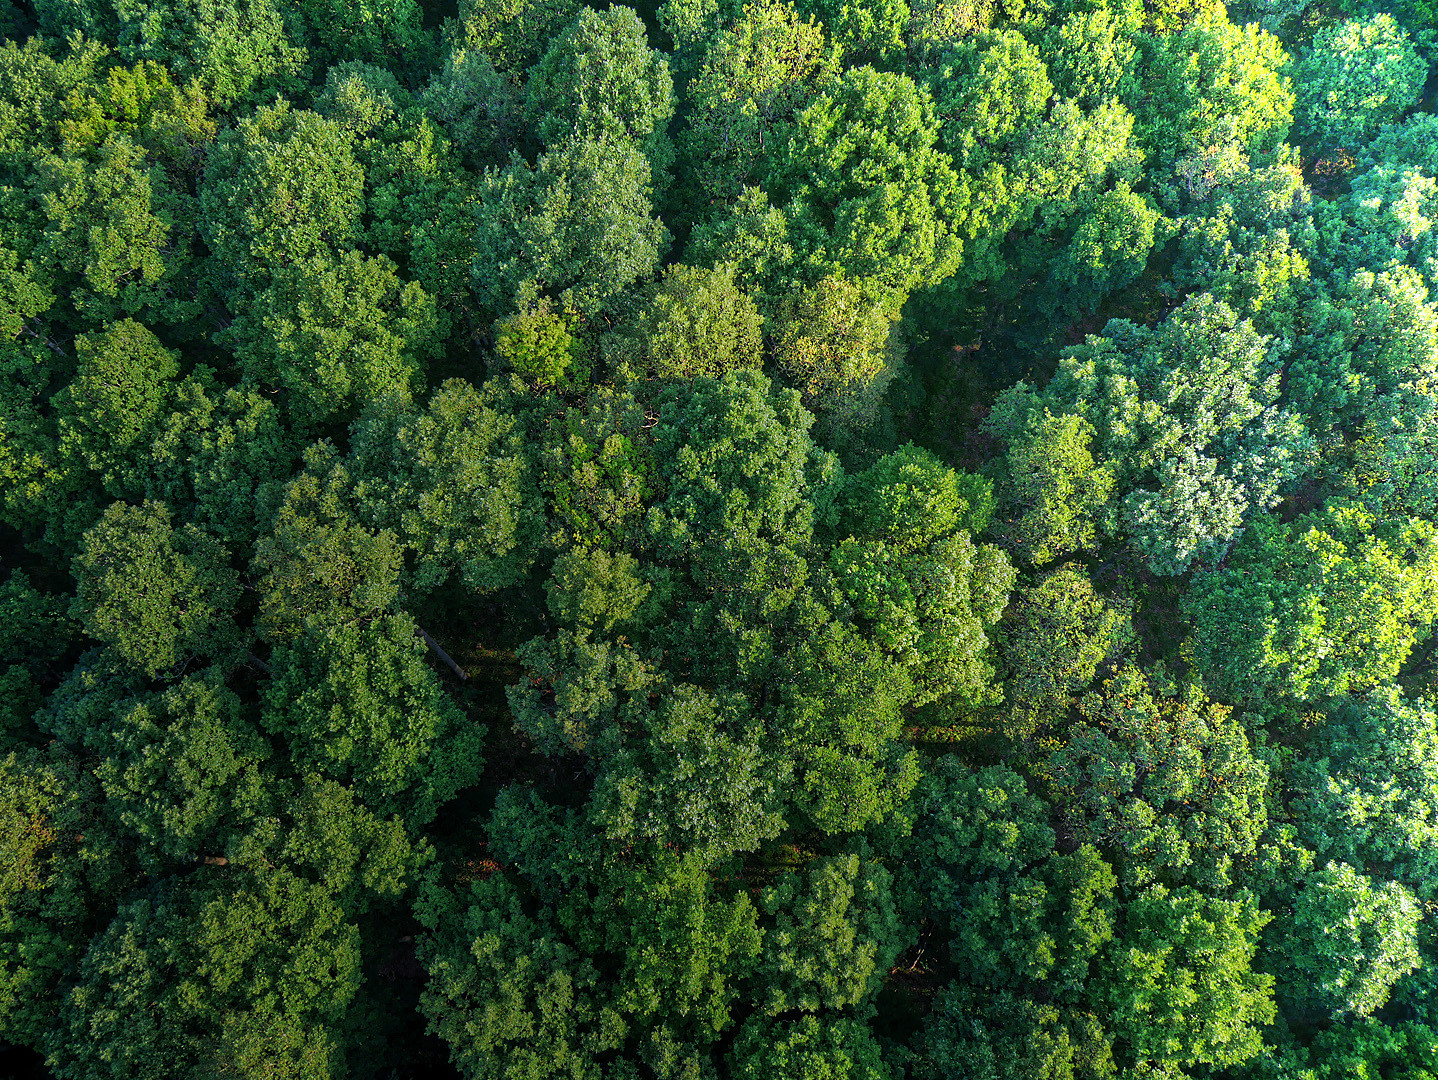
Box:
[1,0,1436,1076]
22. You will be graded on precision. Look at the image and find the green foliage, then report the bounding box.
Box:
[680,0,834,203]
[71,500,242,676]
[446,0,580,76]
[288,0,433,74]
[32,137,198,327]
[763,65,965,294]
[220,250,440,428]
[493,307,586,389]
[419,48,520,169]
[916,984,1115,1080]
[349,379,540,594]
[1294,689,1438,900]
[1001,295,1310,575]
[527,6,675,157]
[1288,265,1438,439]
[998,565,1133,733]
[1165,148,1313,336]
[1315,164,1438,291]
[416,872,625,1080]
[124,368,295,545]
[14,0,1438,1072]
[253,450,402,641]
[91,671,270,862]
[1096,884,1274,1070]
[54,319,180,491]
[608,263,764,383]
[1275,861,1422,1022]
[841,441,992,550]
[418,793,763,1078]
[36,0,307,109]
[754,850,905,1014]
[56,60,214,172]
[1185,503,1438,703]
[1293,14,1426,151]
[729,1014,893,1079]
[771,274,901,445]
[1046,183,1163,312]
[0,745,124,1049]
[199,103,364,297]
[930,28,1052,170]
[49,778,420,1079]
[263,612,483,826]
[0,572,74,747]
[1134,9,1293,167]
[986,402,1115,565]
[471,134,670,316]
[1041,665,1271,889]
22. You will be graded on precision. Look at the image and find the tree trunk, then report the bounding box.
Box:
[417,626,468,681]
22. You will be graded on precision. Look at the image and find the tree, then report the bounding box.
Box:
[1164,147,1313,338]
[729,1014,893,1080]
[492,307,587,390]
[1040,665,1271,889]
[1184,503,1438,703]
[1294,689,1438,900]
[1288,265,1438,441]
[445,0,580,76]
[1133,9,1293,168]
[199,103,364,297]
[1095,884,1274,1071]
[0,745,127,1051]
[752,850,905,1014]
[252,449,402,641]
[53,319,180,495]
[914,985,1114,1080]
[1315,164,1438,292]
[0,572,74,748]
[798,0,909,64]
[471,135,669,317]
[49,777,420,1080]
[985,402,1115,565]
[0,36,108,166]
[56,59,215,177]
[1043,183,1163,315]
[419,48,522,169]
[928,28,1052,172]
[997,295,1310,575]
[770,274,901,449]
[287,0,434,76]
[1274,861,1422,1022]
[71,500,242,677]
[761,65,965,295]
[605,264,764,384]
[262,612,485,826]
[584,684,787,862]
[32,137,198,327]
[91,671,271,864]
[348,378,540,594]
[904,760,1123,1077]
[416,872,625,1080]
[998,565,1133,736]
[527,6,674,160]
[218,250,440,429]
[1293,14,1426,152]
[35,0,306,109]
[679,0,834,203]
[418,791,763,1078]
[124,368,296,546]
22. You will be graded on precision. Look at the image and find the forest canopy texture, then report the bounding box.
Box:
[1,0,1438,1076]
